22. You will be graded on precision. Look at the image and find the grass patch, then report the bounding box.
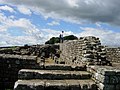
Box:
[45,58,55,64]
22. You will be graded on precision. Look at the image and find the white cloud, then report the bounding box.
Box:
[67,0,79,7]
[41,29,61,40]
[0,34,40,46]
[79,27,120,47]
[95,22,102,28]
[0,12,40,35]
[0,5,14,13]
[1,0,120,25]
[0,12,120,47]
[0,12,45,46]
[17,6,32,15]
[0,11,119,47]
[47,21,60,26]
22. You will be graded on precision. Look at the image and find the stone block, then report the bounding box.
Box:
[80,72,91,79]
[94,73,109,84]
[79,80,97,90]
[104,71,116,76]
[109,76,119,84]
[45,64,71,70]
[45,80,69,90]
[66,80,80,90]
[116,70,120,75]
[18,69,91,80]
[18,70,34,80]
[14,80,44,90]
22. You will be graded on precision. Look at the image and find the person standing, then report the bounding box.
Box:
[59,31,64,43]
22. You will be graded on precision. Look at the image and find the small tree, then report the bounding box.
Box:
[45,35,78,44]
[64,35,78,40]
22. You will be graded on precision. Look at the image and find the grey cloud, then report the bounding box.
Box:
[1,0,120,25]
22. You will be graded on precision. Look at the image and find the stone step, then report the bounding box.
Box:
[40,64,86,71]
[14,79,98,90]
[18,69,91,80]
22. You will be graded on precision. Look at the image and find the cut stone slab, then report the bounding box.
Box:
[44,64,86,71]
[18,69,91,80]
[44,64,71,70]
[14,80,98,90]
[70,71,91,79]
[45,80,69,90]
[78,80,98,90]
[65,80,80,90]
[14,80,45,90]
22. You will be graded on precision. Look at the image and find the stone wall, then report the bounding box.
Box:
[60,36,107,65]
[0,44,59,89]
[106,47,120,63]
[60,40,83,64]
[0,54,39,89]
[87,66,120,90]
[0,45,59,58]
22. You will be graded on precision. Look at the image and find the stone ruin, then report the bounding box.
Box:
[0,44,59,90]
[60,36,111,65]
[60,36,120,90]
[0,36,120,90]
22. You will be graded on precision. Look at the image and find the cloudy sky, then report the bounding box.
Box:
[0,0,120,47]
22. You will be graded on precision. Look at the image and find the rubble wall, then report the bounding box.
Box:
[0,54,39,89]
[106,48,120,63]
[0,45,59,57]
[87,66,120,90]
[60,36,106,65]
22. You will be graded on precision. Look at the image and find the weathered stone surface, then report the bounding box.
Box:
[98,83,115,90]
[14,80,97,90]
[0,54,40,89]
[45,80,69,90]
[45,64,71,70]
[44,64,86,71]
[14,80,44,90]
[0,44,59,58]
[78,80,98,90]
[87,66,120,90]
[106,47,120,63]
[60,36,108,65]
[18,69,91,80]
[0,52,87,89]
[65,80,80,90]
